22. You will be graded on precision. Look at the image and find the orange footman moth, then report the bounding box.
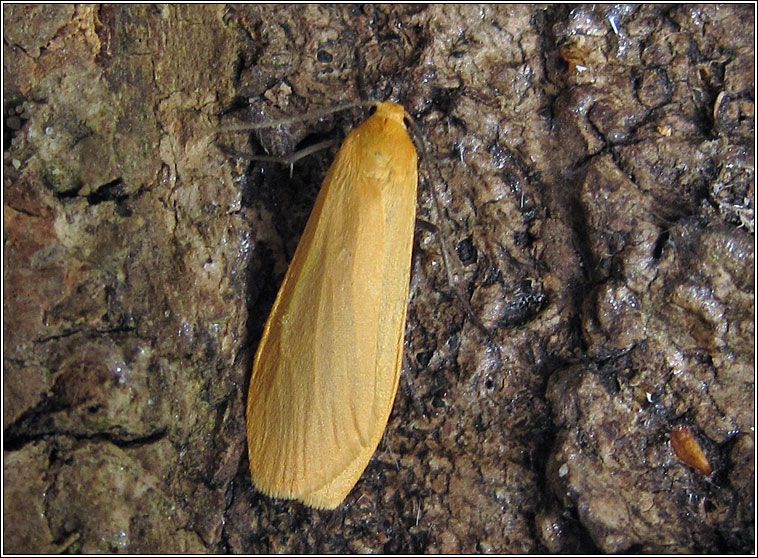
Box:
[237,101,418,509]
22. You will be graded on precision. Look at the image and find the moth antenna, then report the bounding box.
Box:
[216,101,378,165]
[219,140,338,166]
[216,100,378,134]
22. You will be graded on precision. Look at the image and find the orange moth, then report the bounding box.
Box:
[245,101,418,508]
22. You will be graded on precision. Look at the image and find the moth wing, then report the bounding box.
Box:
[246,117,417,508]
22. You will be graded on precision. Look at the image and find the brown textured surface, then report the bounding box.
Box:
[3,4,753,553]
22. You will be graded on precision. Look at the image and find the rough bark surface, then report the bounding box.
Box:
[3,4,753,553]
